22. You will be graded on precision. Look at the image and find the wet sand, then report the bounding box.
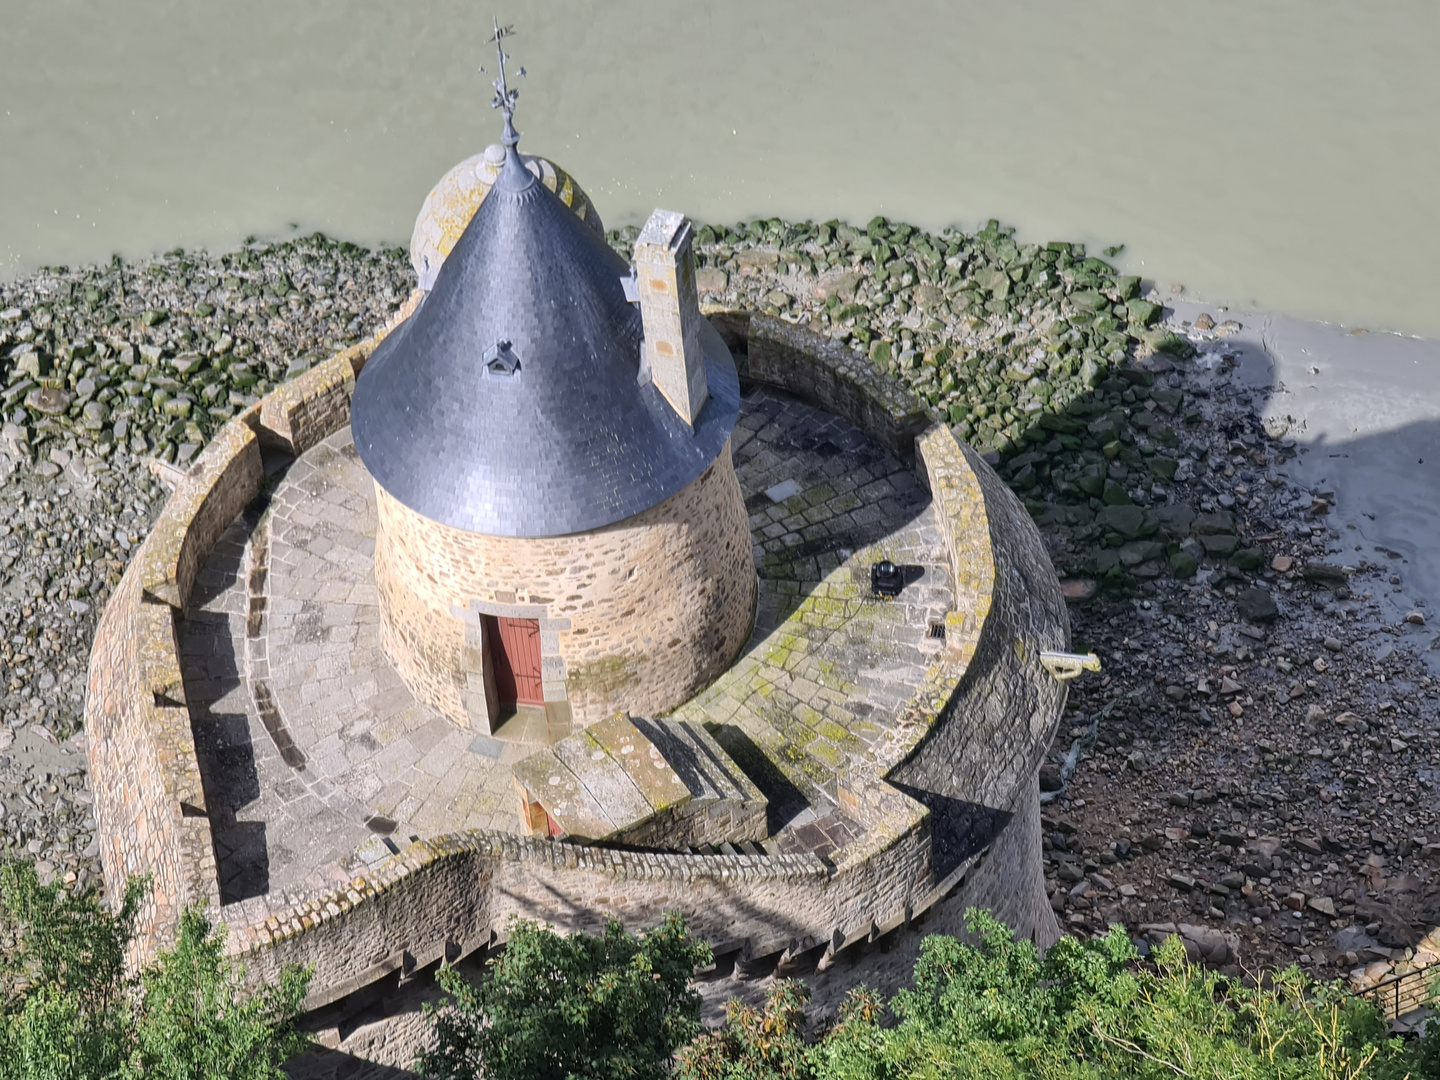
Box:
[1169,299,1440,638]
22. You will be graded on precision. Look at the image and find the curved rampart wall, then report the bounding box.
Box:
[83,295,421,956]
[87,297,1069,1000]
[371,441,756,729]
[86,416,259,960]
[747,315,1067,948]
[727,312,933,459]
[893,429,1071,947]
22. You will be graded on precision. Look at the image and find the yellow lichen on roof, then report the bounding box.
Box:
[409,144,604,288]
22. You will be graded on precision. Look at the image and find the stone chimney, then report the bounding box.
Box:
[635,209,708,428]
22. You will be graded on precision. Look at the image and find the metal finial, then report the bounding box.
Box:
[482,18,522,148]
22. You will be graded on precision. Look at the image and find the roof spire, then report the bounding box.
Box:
[481,18,533,192]
[482,19,524,141]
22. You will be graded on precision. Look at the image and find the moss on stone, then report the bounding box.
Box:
[564,653,641,698]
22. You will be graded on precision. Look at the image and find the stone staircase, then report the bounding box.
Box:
[511,714,767,847]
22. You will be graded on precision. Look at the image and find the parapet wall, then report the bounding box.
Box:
[258,290,423,457]
[86,577,218,962]
[893,431,1072,947]
[86,296,1070,1001]
[83,298,420,957]
[730,313,932,459]
[234,833,915,1005]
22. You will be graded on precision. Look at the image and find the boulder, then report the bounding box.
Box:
[1126,298,1162,327]
[1236,588,1279,622]
[1169,552,1199,578]
[1193,510,1236,535]
[1154,503,1196,537]
[1201,534,1239,557]
[1302,563,1349,588]
[1230,547,1266,571]
[1096,504,1146,540]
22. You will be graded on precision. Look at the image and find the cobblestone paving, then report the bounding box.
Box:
[179,513,371,906]
[180,387,950,895]
[676,388,952,851]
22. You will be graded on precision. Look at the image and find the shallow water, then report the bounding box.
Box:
[2,1,1438,336]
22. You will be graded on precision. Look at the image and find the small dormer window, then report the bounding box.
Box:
[484,340,521,377]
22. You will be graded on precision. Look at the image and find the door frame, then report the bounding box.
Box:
[452,598,572,739]
[485,614,545,707]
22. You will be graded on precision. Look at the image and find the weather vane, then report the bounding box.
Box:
[480,17,525,147]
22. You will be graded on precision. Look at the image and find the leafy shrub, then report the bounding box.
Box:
[123,908,312,1080]
[419,912,712,1080]
[676,909,1440,1080]
[0,859,311,1080]
[677,979,814,1080]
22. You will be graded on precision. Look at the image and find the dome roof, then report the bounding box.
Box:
[410,144,603,291]
[352,145,740,538]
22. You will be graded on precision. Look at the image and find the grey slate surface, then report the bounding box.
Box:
[351,144,739,538]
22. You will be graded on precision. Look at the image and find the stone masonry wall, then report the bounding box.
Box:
[914,423,996,663]
[889,435,1071,947]
[86,582,215,962]
[372,442,756,728]
[258,290,422,457]
[88,300,1070,1000]
[947,776,1057,946]
[233,829,938,1007]
[744,314,932,458]
[134,416,263,610]
[85,417,263,957]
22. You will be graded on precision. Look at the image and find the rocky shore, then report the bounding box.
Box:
[2,217,1436,992]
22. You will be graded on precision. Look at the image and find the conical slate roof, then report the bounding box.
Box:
[351,145,739,538]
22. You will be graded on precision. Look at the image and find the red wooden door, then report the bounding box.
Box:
[487,616,544,706]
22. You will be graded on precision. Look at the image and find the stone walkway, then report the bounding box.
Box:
[677,390,952,841]
[180,387,951,901]
[180,513,372,906]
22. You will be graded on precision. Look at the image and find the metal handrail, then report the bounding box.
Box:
[1351,965,1439,1022]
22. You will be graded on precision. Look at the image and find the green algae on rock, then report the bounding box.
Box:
[1,212,1211,593]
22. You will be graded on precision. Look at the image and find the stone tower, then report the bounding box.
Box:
[349,101,755,741]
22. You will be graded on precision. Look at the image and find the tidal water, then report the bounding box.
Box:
[2,1,1437,335]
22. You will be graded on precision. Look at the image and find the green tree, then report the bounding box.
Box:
[419,912,712,1080]
[0,858,311,1080]
[122,908,312,1080]
[0,859,143,1080]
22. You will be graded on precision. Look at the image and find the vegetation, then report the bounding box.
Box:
[0,859,311,1080]
[4,858,1436,1080]
[426,910,1439,1080]
[419,913,712,1080]
[677,911,1440,1080]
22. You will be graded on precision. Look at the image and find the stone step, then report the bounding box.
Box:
[513,714,768,847]
[633,717,766,810]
